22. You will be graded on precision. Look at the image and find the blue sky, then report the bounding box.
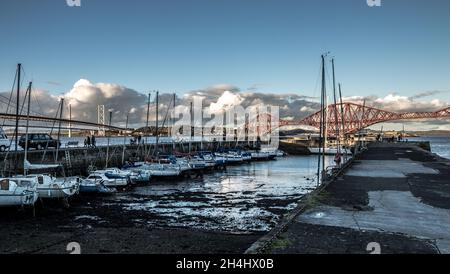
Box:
[1,0,450,101]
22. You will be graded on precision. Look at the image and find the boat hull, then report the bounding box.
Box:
[0,191,38,207]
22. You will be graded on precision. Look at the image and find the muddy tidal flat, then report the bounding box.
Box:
[0,156,328,254]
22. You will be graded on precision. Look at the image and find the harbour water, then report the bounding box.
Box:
[408,136,450,160]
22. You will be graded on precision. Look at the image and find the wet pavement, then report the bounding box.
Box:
[263,143,450,254]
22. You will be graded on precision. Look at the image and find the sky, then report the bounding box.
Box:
[0,0,450,130]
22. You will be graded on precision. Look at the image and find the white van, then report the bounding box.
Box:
[0,128,10,152]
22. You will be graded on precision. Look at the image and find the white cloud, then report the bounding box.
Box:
[209,90,244,113]
[1,81,448,131]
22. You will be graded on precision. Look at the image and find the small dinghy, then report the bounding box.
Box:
[0,178,39,207]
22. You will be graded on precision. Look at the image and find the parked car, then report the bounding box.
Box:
[18,134,61,150]
[0,128,10,152]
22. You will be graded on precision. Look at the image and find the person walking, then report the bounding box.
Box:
[86,136,91,147]
[91,135,96,148]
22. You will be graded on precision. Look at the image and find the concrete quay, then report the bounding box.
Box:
[248,142,450,254]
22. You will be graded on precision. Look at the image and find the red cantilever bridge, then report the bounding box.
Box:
[1,102,449,136]
[279,102,450,136]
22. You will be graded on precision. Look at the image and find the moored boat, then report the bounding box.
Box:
[14,175,80,199]
[79,178,116,194]
[85,172,129,188]
[0,178,38,207]
[197,152,217,168]
[251,150,270,160]
[225,151,244,163]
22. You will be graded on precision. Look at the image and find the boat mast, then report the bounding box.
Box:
[105,110,112,168]
[318,54,327,184]
[55,98,64,162]
[14,63,21,175]
[338,84,346,146]
[155,90,159,158]
[172,93,176,151]
[145,92,151,155]
[122,112,129,166]
[189,101,193,154]
[23,82,32,175]
[69,104,72,138]
[331,58,341,157]
[201,104,204,151]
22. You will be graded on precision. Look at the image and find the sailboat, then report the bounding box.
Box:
[0,177,39,207]
[12,83,80,200]
[308,58,351,156]
[0,65,39,208]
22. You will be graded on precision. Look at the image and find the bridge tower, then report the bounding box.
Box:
[97,105,106,136]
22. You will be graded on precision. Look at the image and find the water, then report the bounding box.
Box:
[408,136,450,160]
[106,156,335,233]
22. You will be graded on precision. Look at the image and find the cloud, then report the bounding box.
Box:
[410,90,449,100]
[344,93,448,113]
[209,90,244,113]
[63,79,148,126]
[1,80,448,131]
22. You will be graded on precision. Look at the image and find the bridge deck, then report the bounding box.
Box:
[256,142,450,254]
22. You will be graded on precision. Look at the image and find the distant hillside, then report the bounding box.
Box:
[406,130,450,137]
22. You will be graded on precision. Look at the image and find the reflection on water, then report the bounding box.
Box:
[111,155,336,233]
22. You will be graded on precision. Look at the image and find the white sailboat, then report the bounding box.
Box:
[13,81,80,200]
[0,178,39,207]
[13,172,80,199]
[0,69,39,207]
[20,161,80,199]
